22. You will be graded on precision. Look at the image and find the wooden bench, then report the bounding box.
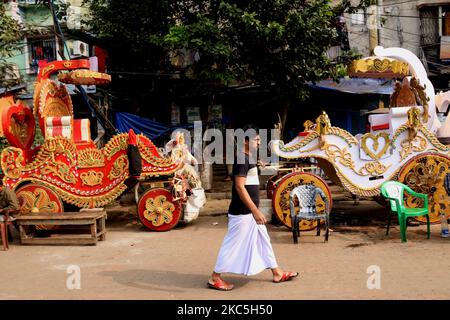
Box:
[15,209,107,245]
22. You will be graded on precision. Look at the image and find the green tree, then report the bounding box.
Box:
[177,1,335,91]
[80,0,175,116]
[82,0,339,127]
[82,0,170,72]
[164,0,338,126]
[0,3,24,88]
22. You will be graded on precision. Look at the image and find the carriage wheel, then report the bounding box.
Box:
[137,188,181,231]
[272,172,332,231]
[266,172,286,200]
[398,153,450,224]
[15,183,64,230]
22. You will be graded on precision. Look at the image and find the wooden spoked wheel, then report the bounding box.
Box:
[15,183,64,230]
[398,153,450,224]
[137,188,181,231]
[272,172,332,231]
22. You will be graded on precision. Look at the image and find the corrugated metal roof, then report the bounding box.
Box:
[0,84,26,95]
[308,78,394,95]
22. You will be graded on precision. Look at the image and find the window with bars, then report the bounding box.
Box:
[419,7,439,46]
[27,37,57,73]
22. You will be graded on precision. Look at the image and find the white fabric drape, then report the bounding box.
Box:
[214,214,278,276]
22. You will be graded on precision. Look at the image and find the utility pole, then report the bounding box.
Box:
[368,0,379,54]
[377,0,382,47]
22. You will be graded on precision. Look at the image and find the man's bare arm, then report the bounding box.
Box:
[234,176,267,224]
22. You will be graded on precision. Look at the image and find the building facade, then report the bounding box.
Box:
[4,0,96,96]
[344,0,450,85]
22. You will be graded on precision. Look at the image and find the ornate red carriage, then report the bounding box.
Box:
[0,59,202,232]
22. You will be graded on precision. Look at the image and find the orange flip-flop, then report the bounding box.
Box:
[273,271,299,283]
[207,278,234,291]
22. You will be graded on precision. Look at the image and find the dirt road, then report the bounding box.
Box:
[1,200,450,300]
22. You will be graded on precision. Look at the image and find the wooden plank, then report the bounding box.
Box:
[19,225,29,240]
[19,211,105,217]
[99,216,106,241]
[16,220,96,226]
[96,226,106,241]
[21,238,97,245]
[16,212,106,220]
[17,211,105,216]
[90,223,97,245]
[16,210,107,246]
[47,234,94,239]
[20,233,98,245]
[16,216,102,221]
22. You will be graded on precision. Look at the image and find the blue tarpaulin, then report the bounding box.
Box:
[309,78,394,95]
[114,112,193,139]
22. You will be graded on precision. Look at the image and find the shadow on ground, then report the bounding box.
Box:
[98,269,252,292]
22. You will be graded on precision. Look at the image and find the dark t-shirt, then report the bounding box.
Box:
[228,155,260,215]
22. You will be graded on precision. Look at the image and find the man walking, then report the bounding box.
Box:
[207,125,298,291]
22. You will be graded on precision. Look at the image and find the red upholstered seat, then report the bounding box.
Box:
[45,116,72,139]
[73,119,91,144]
[44,116,94,147]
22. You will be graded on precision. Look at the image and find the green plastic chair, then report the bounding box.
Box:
[380,181,430,243]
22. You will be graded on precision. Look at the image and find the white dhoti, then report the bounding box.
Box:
[214,214,278,276]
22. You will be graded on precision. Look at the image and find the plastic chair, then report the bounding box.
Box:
[380,181,430,243]
[289,184,330,244]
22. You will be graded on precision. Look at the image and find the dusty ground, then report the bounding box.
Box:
[1,200,450,300]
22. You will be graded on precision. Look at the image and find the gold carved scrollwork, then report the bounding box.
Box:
[38,80,73,117]
[78,148,105,168]
[324,144,355,169]
[48,182,128,208]
[361,132,391,160]
[21,137,76,173]
[400,136,427,161]
[143,195,175,227]
[348,58,409,76]
[399,154,450,222]
[39,157,77,184]
[18,188,59,213]
[41,64,55,77]
[324,143,390,176]
[1,148,24,179]
[278,113,357,154]
[315,111,331,149]
[80,171,104,186]
[303,120,315,131]
[357,161,391,176]
[326,127,359,146]
[103,133,128,160]
[410,78,429,123]
[108,155,129,180]
[407,107,422,141]
[418,126,450,152]
[279,131,320,152]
